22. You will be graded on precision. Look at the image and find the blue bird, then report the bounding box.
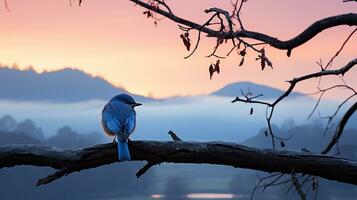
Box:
[101,94,142,161]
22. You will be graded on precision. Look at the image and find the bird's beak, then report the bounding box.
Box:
[132,103,142,107]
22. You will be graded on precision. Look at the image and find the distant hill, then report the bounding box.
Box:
[0,67,150,102]
[243,123,357,155]
[0,67,307,102]
[211,81,305,99]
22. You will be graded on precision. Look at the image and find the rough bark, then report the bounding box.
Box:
[1,141,357,186]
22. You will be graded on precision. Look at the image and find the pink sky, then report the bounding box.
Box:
[0,0,356,98]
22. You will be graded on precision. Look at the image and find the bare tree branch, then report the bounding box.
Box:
[136,161,160,178]
[322,101,357,154]
[232,58,357,148]
[291,169,307,200]
[130,0,357,155]
[1,141,357,186]
[324,27,357,70]
[130,0,357,54]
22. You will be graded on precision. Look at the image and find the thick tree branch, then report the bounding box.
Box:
[1,141,357,186]
[130,0,357,52]
[232,14,357,52]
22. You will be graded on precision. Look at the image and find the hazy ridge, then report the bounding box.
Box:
[0,67,305,102]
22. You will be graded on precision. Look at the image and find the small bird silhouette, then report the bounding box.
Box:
[101,94,142,161]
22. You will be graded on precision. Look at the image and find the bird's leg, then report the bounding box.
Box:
[112,135,116,144]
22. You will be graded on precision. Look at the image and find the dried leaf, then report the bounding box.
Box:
[250,107,253,115]
[264,130,268,137]
[180,34,191,51]
[239,57,244,66]
[239,49,246,56]
[209,64,214,80]
[266,59,273,68]
[258,48,273,70]
[260,48,266,70]
[186,42,191,51]
[208,60,221,80]
[143,11,153,18]
[261,58,265,70]
[180,34,185,41]
[215,60,220,74]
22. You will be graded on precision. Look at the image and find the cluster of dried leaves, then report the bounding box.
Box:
[142,1,161,26]
[256,48,273,70]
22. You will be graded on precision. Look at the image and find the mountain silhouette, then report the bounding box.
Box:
[0,67,149,102]
[0,67,307,102]
[211,81,304,99]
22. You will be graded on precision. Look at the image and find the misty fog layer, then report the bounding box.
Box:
[0,95,352,143]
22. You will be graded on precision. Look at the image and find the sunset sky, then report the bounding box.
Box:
[0,0,356,98]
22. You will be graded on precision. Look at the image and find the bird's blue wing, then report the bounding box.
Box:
[102,105,122,134]
[124,111,136,135]
[105,116,122,134]
[102,101,135,140]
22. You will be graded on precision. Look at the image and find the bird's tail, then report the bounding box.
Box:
[117,139,131,161]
